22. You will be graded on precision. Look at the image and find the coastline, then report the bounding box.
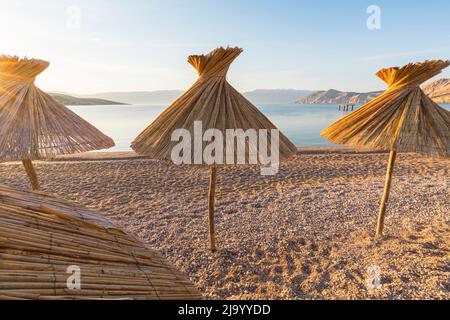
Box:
[48,146,389,162]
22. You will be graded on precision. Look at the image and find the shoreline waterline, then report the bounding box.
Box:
[47,146,392,162]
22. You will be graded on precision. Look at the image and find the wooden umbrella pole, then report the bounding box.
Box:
[208,165,217,252]
[376,150,397,237]
[22,159,40,191]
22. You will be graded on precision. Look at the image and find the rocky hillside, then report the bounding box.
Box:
[49,93,126,106]
[298,79,450,105]
[422,78,450,103]
[297,89,383,105]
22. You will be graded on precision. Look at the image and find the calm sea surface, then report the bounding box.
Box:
[68,104,450,152]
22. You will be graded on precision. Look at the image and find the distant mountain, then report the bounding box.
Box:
[49,93,126,106]
[297,89,383,105]
[78,89,316,105]
[47,78,450,107]
[298,78,450,105]
[242,89,315,104]
[79,90,184,105]
[422,78,450,103]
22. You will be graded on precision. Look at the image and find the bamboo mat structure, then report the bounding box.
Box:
[0,185,201,300]
[132,47,296,251]
[0,56,115,189]
[321,60,450,236]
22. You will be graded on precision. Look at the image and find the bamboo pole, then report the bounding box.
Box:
[208,166,217,252]
[22,159,40,191]
[376,150,397,237]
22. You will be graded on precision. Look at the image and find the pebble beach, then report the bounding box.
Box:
[0,147,448,300]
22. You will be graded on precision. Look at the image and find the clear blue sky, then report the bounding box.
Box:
[1,0,449,93]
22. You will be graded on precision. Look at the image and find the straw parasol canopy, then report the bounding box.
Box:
[132,47,296,251]
[0,185,201,300]
[0,56,115,190]
[321,59,450,237]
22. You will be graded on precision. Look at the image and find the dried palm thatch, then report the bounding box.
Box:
[321,60,450,237]
[132,47,296,251]
[132,47,296,160]
[0,185,201,300]
[0,56,115,190]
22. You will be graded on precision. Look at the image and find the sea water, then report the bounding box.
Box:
[68,104,450,152]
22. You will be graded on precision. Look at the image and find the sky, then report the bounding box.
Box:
[1,0,449,94]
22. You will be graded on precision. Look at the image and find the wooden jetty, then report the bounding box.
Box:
[338,104,355,111]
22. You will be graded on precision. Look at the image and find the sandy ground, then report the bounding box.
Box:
[0,148,448,300]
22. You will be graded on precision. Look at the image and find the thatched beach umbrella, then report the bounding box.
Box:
[0,56,115,190]
[132,47,296,251]
[321,60,450,237]
[0,184,200,300]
